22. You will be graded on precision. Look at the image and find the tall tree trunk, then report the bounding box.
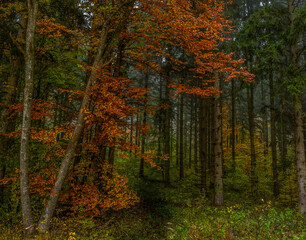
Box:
[213,77,223,206]
[288,0,306,214]
[231,78,236,172]
[37,3,135,231]
[270,72,279,197]
[164,71,171,184]
[194,96,198,172]
[139,74,148,178]
[179,92,184,180]
[247,84,256,195]
[261,78,269,158]
[280,100,287,172]
[19,0,38,235]
[189,96,193,169]
[209,100,214,190]
[176,97,180,167]
[294,95,306,214]
[199,98,207,193]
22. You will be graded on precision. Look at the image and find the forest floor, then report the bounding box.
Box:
[0,178,305,240]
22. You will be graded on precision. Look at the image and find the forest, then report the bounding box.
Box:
[0,0,305,239]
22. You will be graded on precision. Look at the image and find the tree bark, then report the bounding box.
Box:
[179,91,184,180]
[213,77,223,206]
[199,98,207,193]
[189,96,193,169]
[164,69,171,184]
[231,79,236,172]
[280,99,287,172]
[270,72,279,197]
[294,96,306,214]
[139,73,148,178]
[194,96,198,172]
[19,0,38,235]
[247,83,257,195]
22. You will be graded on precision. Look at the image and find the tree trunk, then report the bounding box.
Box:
[176,97,180,167]
[261,78,269,158]
[294,96,306,214]
[164,70,171,184]
[280,100,287,172]
[179,92,184,180]
[19,0,38,235]
[199,97,207,193]
[270,72,279,197]
[288,0,306,214]
[213,77,223,206]
[247,84,257,195]
[231,79,236,172]
[189,96,193,169]
[139,74,148,178]
[194,96,198,172]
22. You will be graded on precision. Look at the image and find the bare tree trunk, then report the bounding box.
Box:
[261,78,269,158]
[199,98,207,193]
[19,0,38,235]
[179,92,184,180]
[176,97,180,167]
[231,79,236,172]
[294,96,306,214]
[247,84,257,195]
[139,74,148,178]
[213,78,223,206]
[209,100,214,190]
[189,96,193,169]
[280,100,287,172]
[269,72,279,197]
[164,71,171,184]
[194,96,198,172]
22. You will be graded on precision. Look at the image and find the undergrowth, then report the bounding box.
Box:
[0,178,305,240]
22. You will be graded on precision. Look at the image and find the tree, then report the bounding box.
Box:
[20,0,38,234]
[37,1,137,232]
[287,0,305,214]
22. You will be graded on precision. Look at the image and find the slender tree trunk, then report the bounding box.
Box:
[164,65,171,185]
[247,84,257,195]
[261,78,269,158]
[194,96,198,172]
[165,70,171,184]
[209,100,214,190]
[139,74,148,178]
[19,0,38,235]
[231,78,236,172]
[179,92,184,180]
[176,97,180,167]
[199,98,207,193]
[189,97,193,169]
[280,100,287,172]
[213,77,223,205]
[270,72,279,197]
